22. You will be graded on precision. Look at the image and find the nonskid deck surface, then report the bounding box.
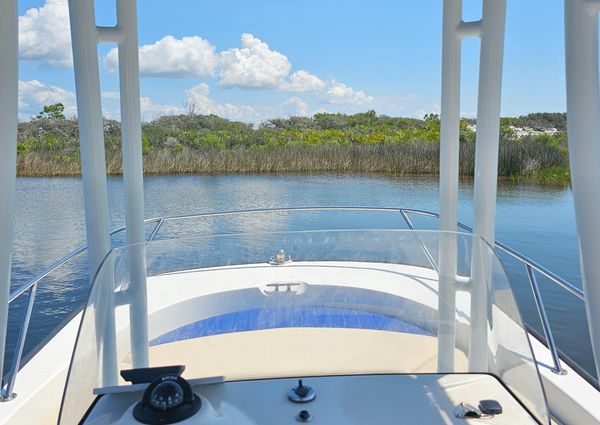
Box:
[86,373,539,424]
[121,262,467,379]
[121,327,468,381]
[117,261,452,381]
[149,306,432,346]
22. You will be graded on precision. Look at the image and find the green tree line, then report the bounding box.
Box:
[16,103,570,183]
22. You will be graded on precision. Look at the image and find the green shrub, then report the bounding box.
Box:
[14,110,572,185]
[141,135,153,155]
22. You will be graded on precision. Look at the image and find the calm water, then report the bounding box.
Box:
[7,174,593,378]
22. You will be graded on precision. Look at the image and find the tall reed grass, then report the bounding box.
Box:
[16,140,568,180]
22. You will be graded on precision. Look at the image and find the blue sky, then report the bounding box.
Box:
[17,0,566,122]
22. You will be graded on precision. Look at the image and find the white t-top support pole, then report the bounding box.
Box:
[68,0,117,385]
[564,0,600,383]
[116,0,149,369]
[438,0,463,373]
[0,0,18,398]
[469,0,507,371]
[439,0,506,372]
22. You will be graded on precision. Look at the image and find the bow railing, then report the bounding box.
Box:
[1,207,587,400]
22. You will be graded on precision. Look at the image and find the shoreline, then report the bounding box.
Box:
[14,171,571,186]
[16,147,570,186]
[16,144,571,185]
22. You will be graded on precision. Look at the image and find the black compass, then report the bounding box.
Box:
[134,374,201,424]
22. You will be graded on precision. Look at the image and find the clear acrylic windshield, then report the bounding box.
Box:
[59,229,549,424]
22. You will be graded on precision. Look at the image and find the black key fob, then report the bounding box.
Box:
[479,399,503,415]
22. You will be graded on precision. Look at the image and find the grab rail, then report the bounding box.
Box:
[1,206,584,399]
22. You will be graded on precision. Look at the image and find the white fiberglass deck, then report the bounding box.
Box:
[4,259,600,425]
[87,374,538,425]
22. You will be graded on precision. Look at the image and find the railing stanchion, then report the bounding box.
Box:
[526,264,566,375]
[148,219,164,242]
[5,285,39,397]
[400,210,438,273]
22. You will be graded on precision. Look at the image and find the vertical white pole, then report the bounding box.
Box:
[68,0,112,290]
[68,0,117,385]
[97,256,118,386]
[564,0,600,383]
[469,0,507,371]
[438,0,463,372]
[117,0,149,368]
[0,0,18,396]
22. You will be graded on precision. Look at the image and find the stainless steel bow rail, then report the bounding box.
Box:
[1,207,585,399]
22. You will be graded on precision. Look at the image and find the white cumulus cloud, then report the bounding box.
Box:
[19,0,72,67]
[18,3,333,101]
[17,79,260,123]
[281,70,326,93]
[218,34,326,92]
[18,79,76,118]
[105,35,218,78]
[325,81,374,106]
[103,95,187,122]
[218,33,292,89]
[185,83,259,122]
[282,97,309,116]
[100,31,328,95]
[139,97,185,121]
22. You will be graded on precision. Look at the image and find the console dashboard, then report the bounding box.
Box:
[82,372,540,424]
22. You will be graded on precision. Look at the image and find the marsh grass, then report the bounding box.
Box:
[507,167,571,186]
[17,140,569,184]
